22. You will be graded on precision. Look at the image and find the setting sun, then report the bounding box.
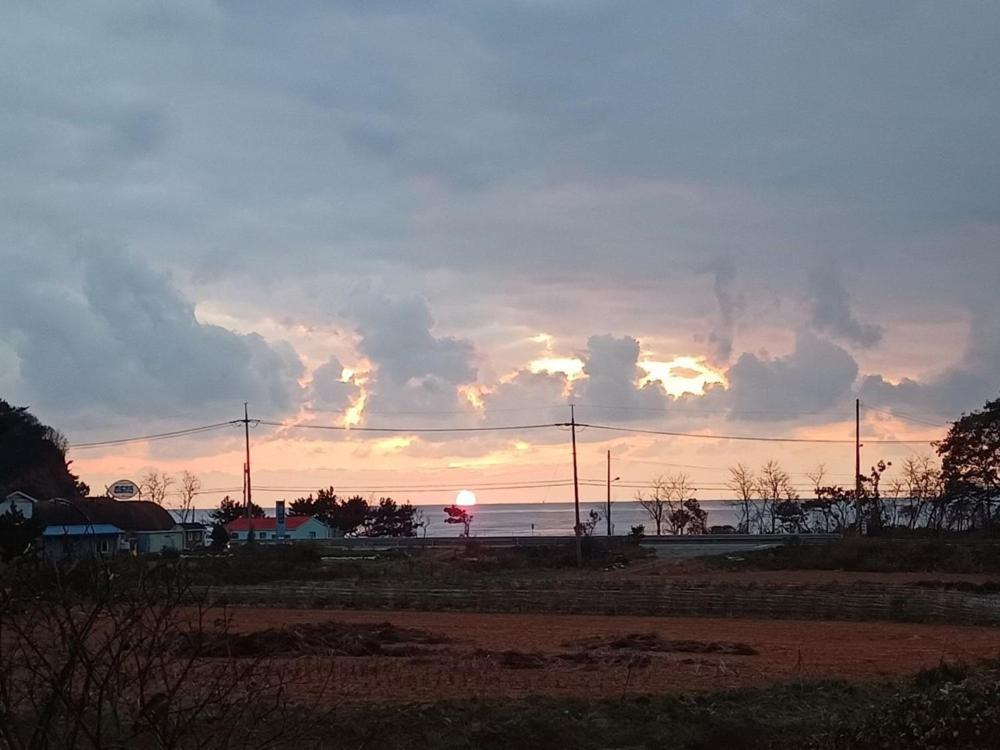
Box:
[455,489,477,506]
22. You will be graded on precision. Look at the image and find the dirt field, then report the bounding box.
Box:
[215,607,1000,704]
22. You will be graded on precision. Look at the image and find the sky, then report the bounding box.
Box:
[1,1,998,512]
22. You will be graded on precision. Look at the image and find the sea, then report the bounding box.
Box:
[176,500,743,537]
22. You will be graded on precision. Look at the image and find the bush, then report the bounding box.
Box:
[832,678,1000,749]
[710,537,1000,574]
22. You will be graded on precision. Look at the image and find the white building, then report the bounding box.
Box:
[226,515,332,542]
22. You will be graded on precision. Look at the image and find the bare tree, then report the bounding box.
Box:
[806,464,827,496]
[139,470,174,505]
[636,477,670,536]
[900,455,943,529]
[177,470,201,523]
[727,463,757,533]
[0,566,333,748]
[638,473,700,535]
[757,460,797,534]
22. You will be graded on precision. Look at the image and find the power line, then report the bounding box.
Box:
[861,403,947,428]
[574,422,937,445]
[69,422,239,449]
[258,420,562,434]
[576,404,850,417]
[66,407,945,451]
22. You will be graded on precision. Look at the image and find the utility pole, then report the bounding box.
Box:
[855,398,862,534]
[606,450,612,537]
[571,404,582,567]
[243,402,253,519]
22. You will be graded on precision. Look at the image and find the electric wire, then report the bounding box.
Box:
[574,423,936,445]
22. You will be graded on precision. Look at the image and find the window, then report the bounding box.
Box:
[309,531,316,539]
[231,532,239,540]
[100,539,110,554]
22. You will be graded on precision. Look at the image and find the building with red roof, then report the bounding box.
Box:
[226,515,332,542]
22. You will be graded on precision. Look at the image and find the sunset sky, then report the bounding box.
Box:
[1,2,998,509]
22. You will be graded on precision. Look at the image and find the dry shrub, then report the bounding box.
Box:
[567,632,759,656]
[0,562,334,749]
[185,620,451,658]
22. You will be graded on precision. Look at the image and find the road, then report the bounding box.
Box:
[318,533,835,558]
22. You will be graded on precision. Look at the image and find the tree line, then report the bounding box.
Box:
[207,486,423,539]
[633,396,1000,536]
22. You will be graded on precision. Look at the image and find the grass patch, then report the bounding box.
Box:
[287,661,1000,749]
[709,536,1000,575]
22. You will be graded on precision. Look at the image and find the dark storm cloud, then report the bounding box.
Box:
[0,1,998,431]
[571,335,667,419]
[807,267,883,348]
[716,332,859,421]
[0,247,303,426]
[307,356,360,413]
[346,291,477,416]
[697,259,744,364]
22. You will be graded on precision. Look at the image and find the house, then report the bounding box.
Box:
[3,491,37,520]
[226,515,332,542]
[33,497,184,556]
[41,524,125,560]
[179,522,207,550]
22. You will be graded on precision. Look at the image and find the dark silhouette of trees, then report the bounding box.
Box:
[443,505,474,536]
[727,463,756,533]
[289,487,369,535]
[0,399,88,499]
[937,397,1000,530]
[362,497,421,537]
[581,509,601,536]
[209,523,230,550]
[0,505,44,562]
[210,495,263,525]
[637,474,707,535]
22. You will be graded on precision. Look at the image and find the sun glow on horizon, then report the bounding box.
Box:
[455,489,477,506]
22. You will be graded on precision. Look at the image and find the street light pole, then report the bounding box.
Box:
[571,404,581,567]
[605,450,620,537]
[606,450,612,536]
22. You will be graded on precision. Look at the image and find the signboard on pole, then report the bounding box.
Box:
[275,500,286,540]
[109,479,139,500]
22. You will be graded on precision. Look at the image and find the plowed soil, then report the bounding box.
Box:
[217,607,1000,705]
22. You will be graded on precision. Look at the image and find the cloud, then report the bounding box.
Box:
[0,247,304,426]
[860,304,1000,416]
[347,292,477,416]
[718,332,859,420]
[571,335,668,419]
[482,370,569,426]
[1,0,999,454]
[697,259,743,364]
[808,267,883,348]
[307,356,360,413]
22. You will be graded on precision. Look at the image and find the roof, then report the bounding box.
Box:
[226,516,325,532]
[180,522,207,530]
[42,524,124,537]
[5,491,38,503]
[34,498,177,532]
